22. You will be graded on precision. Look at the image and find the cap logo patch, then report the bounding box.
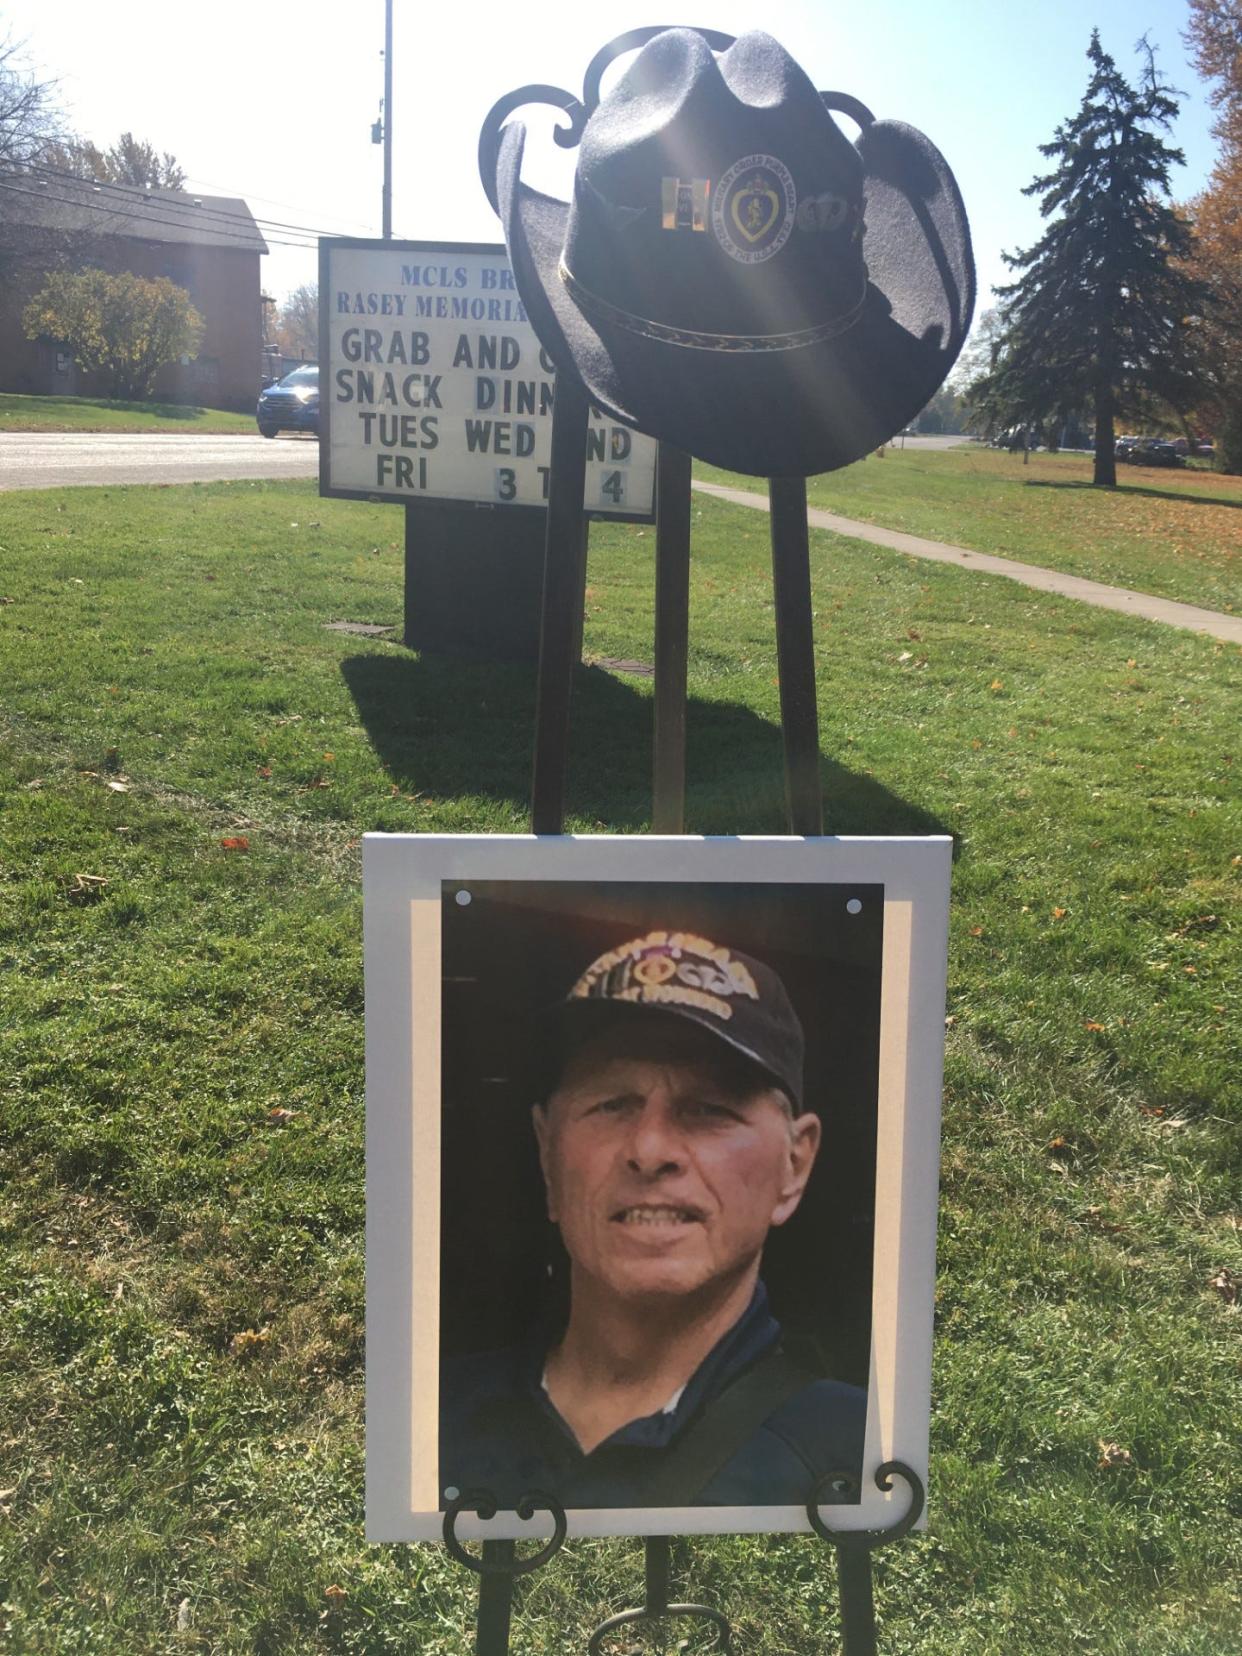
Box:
[571,931,760,1023]
[712,155,796,264]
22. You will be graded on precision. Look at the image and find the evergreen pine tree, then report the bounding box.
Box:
[971,32,1204,485]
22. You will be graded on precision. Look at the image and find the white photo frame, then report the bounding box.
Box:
[365,833,951,1542]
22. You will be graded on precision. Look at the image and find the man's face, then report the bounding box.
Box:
[533,1017,820,1307]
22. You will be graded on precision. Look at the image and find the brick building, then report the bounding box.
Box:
[0,174,268,410]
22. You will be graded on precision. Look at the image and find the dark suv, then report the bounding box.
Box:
[1120,437,1183,468]
[256,363,319,438]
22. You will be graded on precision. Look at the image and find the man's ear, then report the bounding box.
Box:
[770,1111,821,1227]
[531,1102,558,1222]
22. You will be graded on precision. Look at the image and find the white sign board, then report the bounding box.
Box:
[319,239,657,519]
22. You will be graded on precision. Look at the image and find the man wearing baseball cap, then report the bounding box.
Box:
[440,930,865,1511]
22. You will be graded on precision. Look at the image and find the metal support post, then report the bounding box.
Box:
[836,1545,878,1656]
[530,373,591,832]
[768,475,823,836]
[652,444,692,833]
[475,1543,516,1656]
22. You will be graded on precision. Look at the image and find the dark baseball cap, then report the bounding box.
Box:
[550,930,804,1109]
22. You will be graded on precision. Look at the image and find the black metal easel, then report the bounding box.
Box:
[443,1464,925,1656]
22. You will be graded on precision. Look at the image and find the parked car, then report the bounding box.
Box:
[1120,437,1183,467]
[1113,434,1139,458]
[256,363,319,438]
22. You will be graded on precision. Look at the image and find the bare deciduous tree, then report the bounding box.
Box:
[273,283,319,361]
[0,33,64,175]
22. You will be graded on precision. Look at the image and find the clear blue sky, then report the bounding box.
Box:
[2,0,1220,332]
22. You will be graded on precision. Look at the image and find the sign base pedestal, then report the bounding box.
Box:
[404,502,549,663]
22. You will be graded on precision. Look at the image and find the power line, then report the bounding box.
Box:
[23,162,337,244]
[0,177,319,250]
[182,175,376,236]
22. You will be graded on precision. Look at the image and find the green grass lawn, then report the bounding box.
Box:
[0,392,255,434]
[1,479,1239,1653]
[698,446,1242,616]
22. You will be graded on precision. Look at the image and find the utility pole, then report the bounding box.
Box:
[382,0,393,239]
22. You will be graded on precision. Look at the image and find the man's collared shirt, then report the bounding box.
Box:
[440,1284,865,1510]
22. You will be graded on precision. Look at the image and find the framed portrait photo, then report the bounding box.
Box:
[364,833,951,1542]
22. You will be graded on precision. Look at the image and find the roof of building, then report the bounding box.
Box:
[0,173,268,253]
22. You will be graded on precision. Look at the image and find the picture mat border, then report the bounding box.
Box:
[364,833,951,1541]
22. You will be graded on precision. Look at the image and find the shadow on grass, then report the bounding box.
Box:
[342,651,948,838]
[1024,478,1242,509]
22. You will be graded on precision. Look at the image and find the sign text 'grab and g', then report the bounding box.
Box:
[320,240,656,517]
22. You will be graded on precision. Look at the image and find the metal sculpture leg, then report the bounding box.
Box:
[808,1462,926,1656]
[444,1490,569,1656]
[836,1546,877,1656]
[587,1536,732,1654]
[476,1542,517,1656]
[531,373,591,833]
[768,475,823,836]
[652,444,692,833]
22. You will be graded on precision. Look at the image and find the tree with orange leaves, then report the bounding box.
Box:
[1182,1,1242,470]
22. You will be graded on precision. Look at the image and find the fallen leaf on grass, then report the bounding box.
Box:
[969,925,984,937]
[176,1599,192,1632]
[1085,1021,1106,1031]
[1209,1267,1237,1304]
[989,679,1004,691]
[1052,906,1068,920]
[256,766,272,780]
[324,1585,347,1606]
[1097,1441,1133,1469]
[229,1328,269,1359]
[106,780,129,793]
[268,1107,297,1124]
[64,873,108,904]
[220,836,250,852]
[299,778,332,791]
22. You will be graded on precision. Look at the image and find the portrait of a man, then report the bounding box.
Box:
[438,899,877,1512]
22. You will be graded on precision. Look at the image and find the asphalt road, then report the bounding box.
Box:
[0,431,321,491]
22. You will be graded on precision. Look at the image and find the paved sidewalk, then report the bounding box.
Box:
[693,480,1242,646]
